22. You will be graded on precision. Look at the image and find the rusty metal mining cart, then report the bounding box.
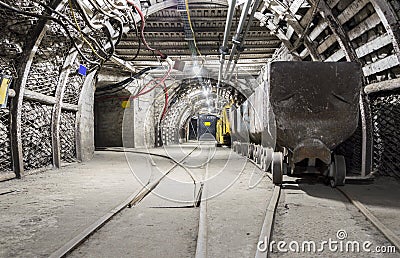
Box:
[268,61,362,187]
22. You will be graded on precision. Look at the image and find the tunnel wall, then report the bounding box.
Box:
[369,90,400,178]
[0,0,400,179]
[94,86,157,149]
[95,97,126,147]
[0,1,97,180]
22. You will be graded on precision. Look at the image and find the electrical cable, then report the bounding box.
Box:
[104,0,129,11]
[133,64,171,99]
[161,82,169,120]
[29,0,110,64]
[0,1,101,66]
[33,0,111,60]
[95,64,171,102]
[184,0,202,56]
[72,0,102,30]
[95,67,158,95]
[117,21,141,61]
[68,0,106,61]
[126,1,167,59]
[86,0,124,47]
[36,0,124,63]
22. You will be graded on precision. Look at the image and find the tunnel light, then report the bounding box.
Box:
[203,88,208,96]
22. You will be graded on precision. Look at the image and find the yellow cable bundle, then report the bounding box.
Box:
[184,0,202,56]
[68,0,105,61]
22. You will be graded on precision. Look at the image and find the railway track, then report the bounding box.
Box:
[49,145,398,257]
[49,143,215,258]
[231,143,399,257]
[250,168,399,257]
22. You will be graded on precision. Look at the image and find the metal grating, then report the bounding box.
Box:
[370,90,400,179]
[60,110,77,163]
[0,108,12,173]
[335,122,363,174]
[25,22,71,96]
[63,59,85,105]
[21,100,53,170]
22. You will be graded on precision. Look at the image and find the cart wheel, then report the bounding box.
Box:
[283,163,288,175]
[243,144,248,157]
[283,163,293,176]
[263,148,273,172]
[272,152,283,185]
[330,155,346,188]
[261,153,266,170]
[248,144,254,159]
[254,146,260,164]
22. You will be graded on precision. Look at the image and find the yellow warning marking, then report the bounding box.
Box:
[204,121,211,127]
[0,78,10,105]
[121,100,130,109]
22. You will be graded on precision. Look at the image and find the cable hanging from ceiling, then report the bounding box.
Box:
[0,0,140,69]
[126,0,167,60]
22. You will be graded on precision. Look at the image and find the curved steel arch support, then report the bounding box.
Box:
[369,0,400,62]
[52,50,79,168]
[10,0,66,178]
[312,0,359,62]
[309,0,374,176]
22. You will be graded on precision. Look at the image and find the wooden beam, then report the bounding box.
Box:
[122,36,279,43]
[142,26,269,33]
[356,33,392,58]
[114,53,273,60]
[23,90,78,111]
[24,90,57,105]
[117,40,282,48]
[326,33,393,62]
[309,0,369,41]
[325,48,345,61]
[318,13,382,55]
[362,54,400,77]
[364,77,400,94]
[315,0,359,62]
[61,103,79,112]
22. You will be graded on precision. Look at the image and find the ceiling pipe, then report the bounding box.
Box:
[217,0,237,87]
[216,0,237,110]
[223,0,253,80]
[226,0,262,82]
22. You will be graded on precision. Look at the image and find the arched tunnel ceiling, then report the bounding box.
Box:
[103,0,282,78]
[98,0,400,101]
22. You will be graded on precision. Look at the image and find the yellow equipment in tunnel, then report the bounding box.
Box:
[216,103,232,146]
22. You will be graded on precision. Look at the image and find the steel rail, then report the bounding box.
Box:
[49,145,200,258]
[337,187,400,251]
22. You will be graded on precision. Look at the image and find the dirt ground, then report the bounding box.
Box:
[0,147,399,258]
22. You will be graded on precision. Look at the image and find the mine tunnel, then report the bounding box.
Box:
[0,0,400,257]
